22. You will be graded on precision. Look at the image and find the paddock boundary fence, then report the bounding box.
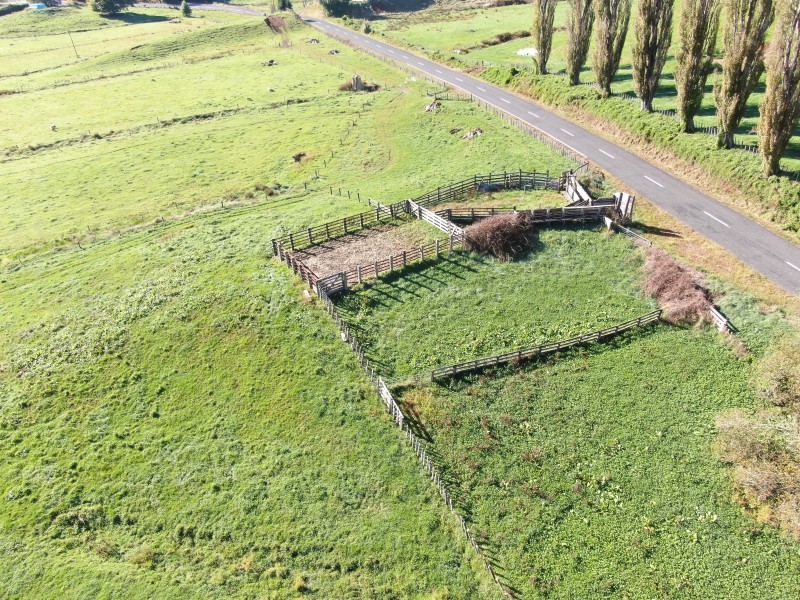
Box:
[429,310,662,381]
[271,170,566,256]
[315,283,514,596]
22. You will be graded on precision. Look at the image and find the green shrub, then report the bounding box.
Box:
[89,0,135,15]
[0,4,27,17]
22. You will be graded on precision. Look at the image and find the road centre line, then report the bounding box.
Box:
[501,98,511,104]
[560,128,575,137]
[644,175,664,188]
[703,211,730,228]
[527,111,540,118]
[599,149,616,159]
[786,261,800,273]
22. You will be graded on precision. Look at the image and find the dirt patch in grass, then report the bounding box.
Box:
[296,222,444,277]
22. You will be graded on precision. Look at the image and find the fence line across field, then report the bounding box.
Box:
[316,283,514,596]
[429,310,662,381]
[271,169,565,255]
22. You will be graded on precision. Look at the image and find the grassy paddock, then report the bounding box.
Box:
[334,226,655,377]
[395,326,800,598]
[0,195,503,598]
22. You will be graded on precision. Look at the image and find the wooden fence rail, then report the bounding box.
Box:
[407,199,465,235]
[318,234,464,294]
[271,170,564,256]
[316,280,514,596]
[429,310,662,381]
[438,205,611,224]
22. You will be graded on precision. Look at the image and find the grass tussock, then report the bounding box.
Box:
[716,332,800,540]
[464,212,537,260]
[643,248,712,324]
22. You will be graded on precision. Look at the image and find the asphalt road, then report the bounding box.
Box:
[303,17,800,295]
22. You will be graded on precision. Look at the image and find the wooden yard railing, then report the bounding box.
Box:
[317,234,464,294]
[271,202,405,255]
[438,205,612,224]
[407,199,465,235]
[564,173,593,206]
[710,306,736,334]
[271,170,564,257]
[429,310,662,381]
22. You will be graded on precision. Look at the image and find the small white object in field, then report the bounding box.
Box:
[516,48,539,56]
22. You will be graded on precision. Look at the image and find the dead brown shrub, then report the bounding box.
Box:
[642,248,712,324]
[717,408,800,539]
[757,333,800,409]
[464,212,537,261]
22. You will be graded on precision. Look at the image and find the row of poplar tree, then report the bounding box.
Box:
[531,0,800,177]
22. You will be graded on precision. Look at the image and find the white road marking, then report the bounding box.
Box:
[703,211,730,228]
[435,69,443,74]
[527,111,540,118]
[501,98,511,104]
[560,128,575,137]
[644,175,664,188]
[455,77,464,82]
[599,149,616,159]
[476,86,486,92]
[417,61,425,66]
[387,49,394,53]
[786,261,800,273]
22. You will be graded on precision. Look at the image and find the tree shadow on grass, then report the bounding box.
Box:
[631,222,682,239]
[105,12,173,25]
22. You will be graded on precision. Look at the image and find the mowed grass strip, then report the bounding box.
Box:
[334,226,655,377]
[397,326,800,598]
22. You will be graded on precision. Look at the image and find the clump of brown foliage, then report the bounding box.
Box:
[642,248,712,324]
[717,406,800,540]
[717,332,800,541]
[464,212,537,261]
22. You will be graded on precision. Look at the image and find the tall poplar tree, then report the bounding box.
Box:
[675,0,721,132]
[759,1,800,176]
[632,0,675,112]
[714,0,774,149]
[566,0,595,85]
[532,0,558,74]
[593,0,632,97]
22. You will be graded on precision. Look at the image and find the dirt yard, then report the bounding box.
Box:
[296,221,446,277]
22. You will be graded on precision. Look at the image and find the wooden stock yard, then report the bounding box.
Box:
[271,169,585,294]
[272,169,657,599]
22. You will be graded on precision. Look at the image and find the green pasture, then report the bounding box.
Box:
[334,226,656,377]
[395,325,800,598]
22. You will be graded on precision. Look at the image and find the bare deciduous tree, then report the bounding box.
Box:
[714,0,774,149]
[759,2,800,176]
[566,0,595,85]
[593,0,632,97]
[675,0,721,132]
[532,0,558,74]
[632,0,675,112]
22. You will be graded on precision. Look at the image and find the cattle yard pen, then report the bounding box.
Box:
[271,170,656,598]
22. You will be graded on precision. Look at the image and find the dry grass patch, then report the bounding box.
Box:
[296,221,444,277]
